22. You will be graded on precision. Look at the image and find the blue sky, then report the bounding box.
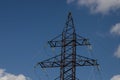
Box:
[0,0,120,80]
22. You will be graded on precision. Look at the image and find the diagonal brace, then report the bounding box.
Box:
[76,55,99,66]
[36,54,61,68]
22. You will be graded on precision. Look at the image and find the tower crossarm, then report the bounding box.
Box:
[76,55,99,66]
[48,40,62,47]
[48,34,62,47]
[48,33,91,47]
[36,54,61,68]
[76,34,91,46]
[36,54,98,68]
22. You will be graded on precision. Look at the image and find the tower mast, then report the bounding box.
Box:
[35,12,99,80]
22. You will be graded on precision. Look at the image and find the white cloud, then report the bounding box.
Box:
[111,75,120,80]
[114,45,120,58]
[67,0,120,14]
[110,23,120,35]
[0,69,31,80]
[110,23,120,59]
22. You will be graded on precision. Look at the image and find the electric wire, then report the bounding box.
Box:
[32,42,49,61]
[87,45,97,80]
[87,67,94,80]
[34,64,50,80]
[34,65,42,80]
[33,43,51,80]
[87,44,104,80]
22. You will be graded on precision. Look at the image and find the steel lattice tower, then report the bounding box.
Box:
[35,12,99,80]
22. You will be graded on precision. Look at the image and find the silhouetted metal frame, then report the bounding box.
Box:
[36,12,99,80]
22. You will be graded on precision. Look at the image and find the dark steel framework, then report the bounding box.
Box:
[36,12,99,80]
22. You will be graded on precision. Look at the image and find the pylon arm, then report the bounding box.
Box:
[48,38,90,47]
[76,34,91,46]
[48,34,62,47]
[76,55,99,66]
[76,38,91,46]
[48,40,62,47]
[36,54,61,68]
[48,40,74,47]
[48,35,91,47]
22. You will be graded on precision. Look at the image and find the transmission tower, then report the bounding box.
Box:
[35,12,99,80]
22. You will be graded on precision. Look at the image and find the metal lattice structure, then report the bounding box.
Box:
[35,12,99,80]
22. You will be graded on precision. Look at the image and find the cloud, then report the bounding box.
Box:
[67,0,120,14]
[111,75,120,80]
[110,23,120,35]
[114,45,120,58]
[0,69,31,80]
[110,23,120,58]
